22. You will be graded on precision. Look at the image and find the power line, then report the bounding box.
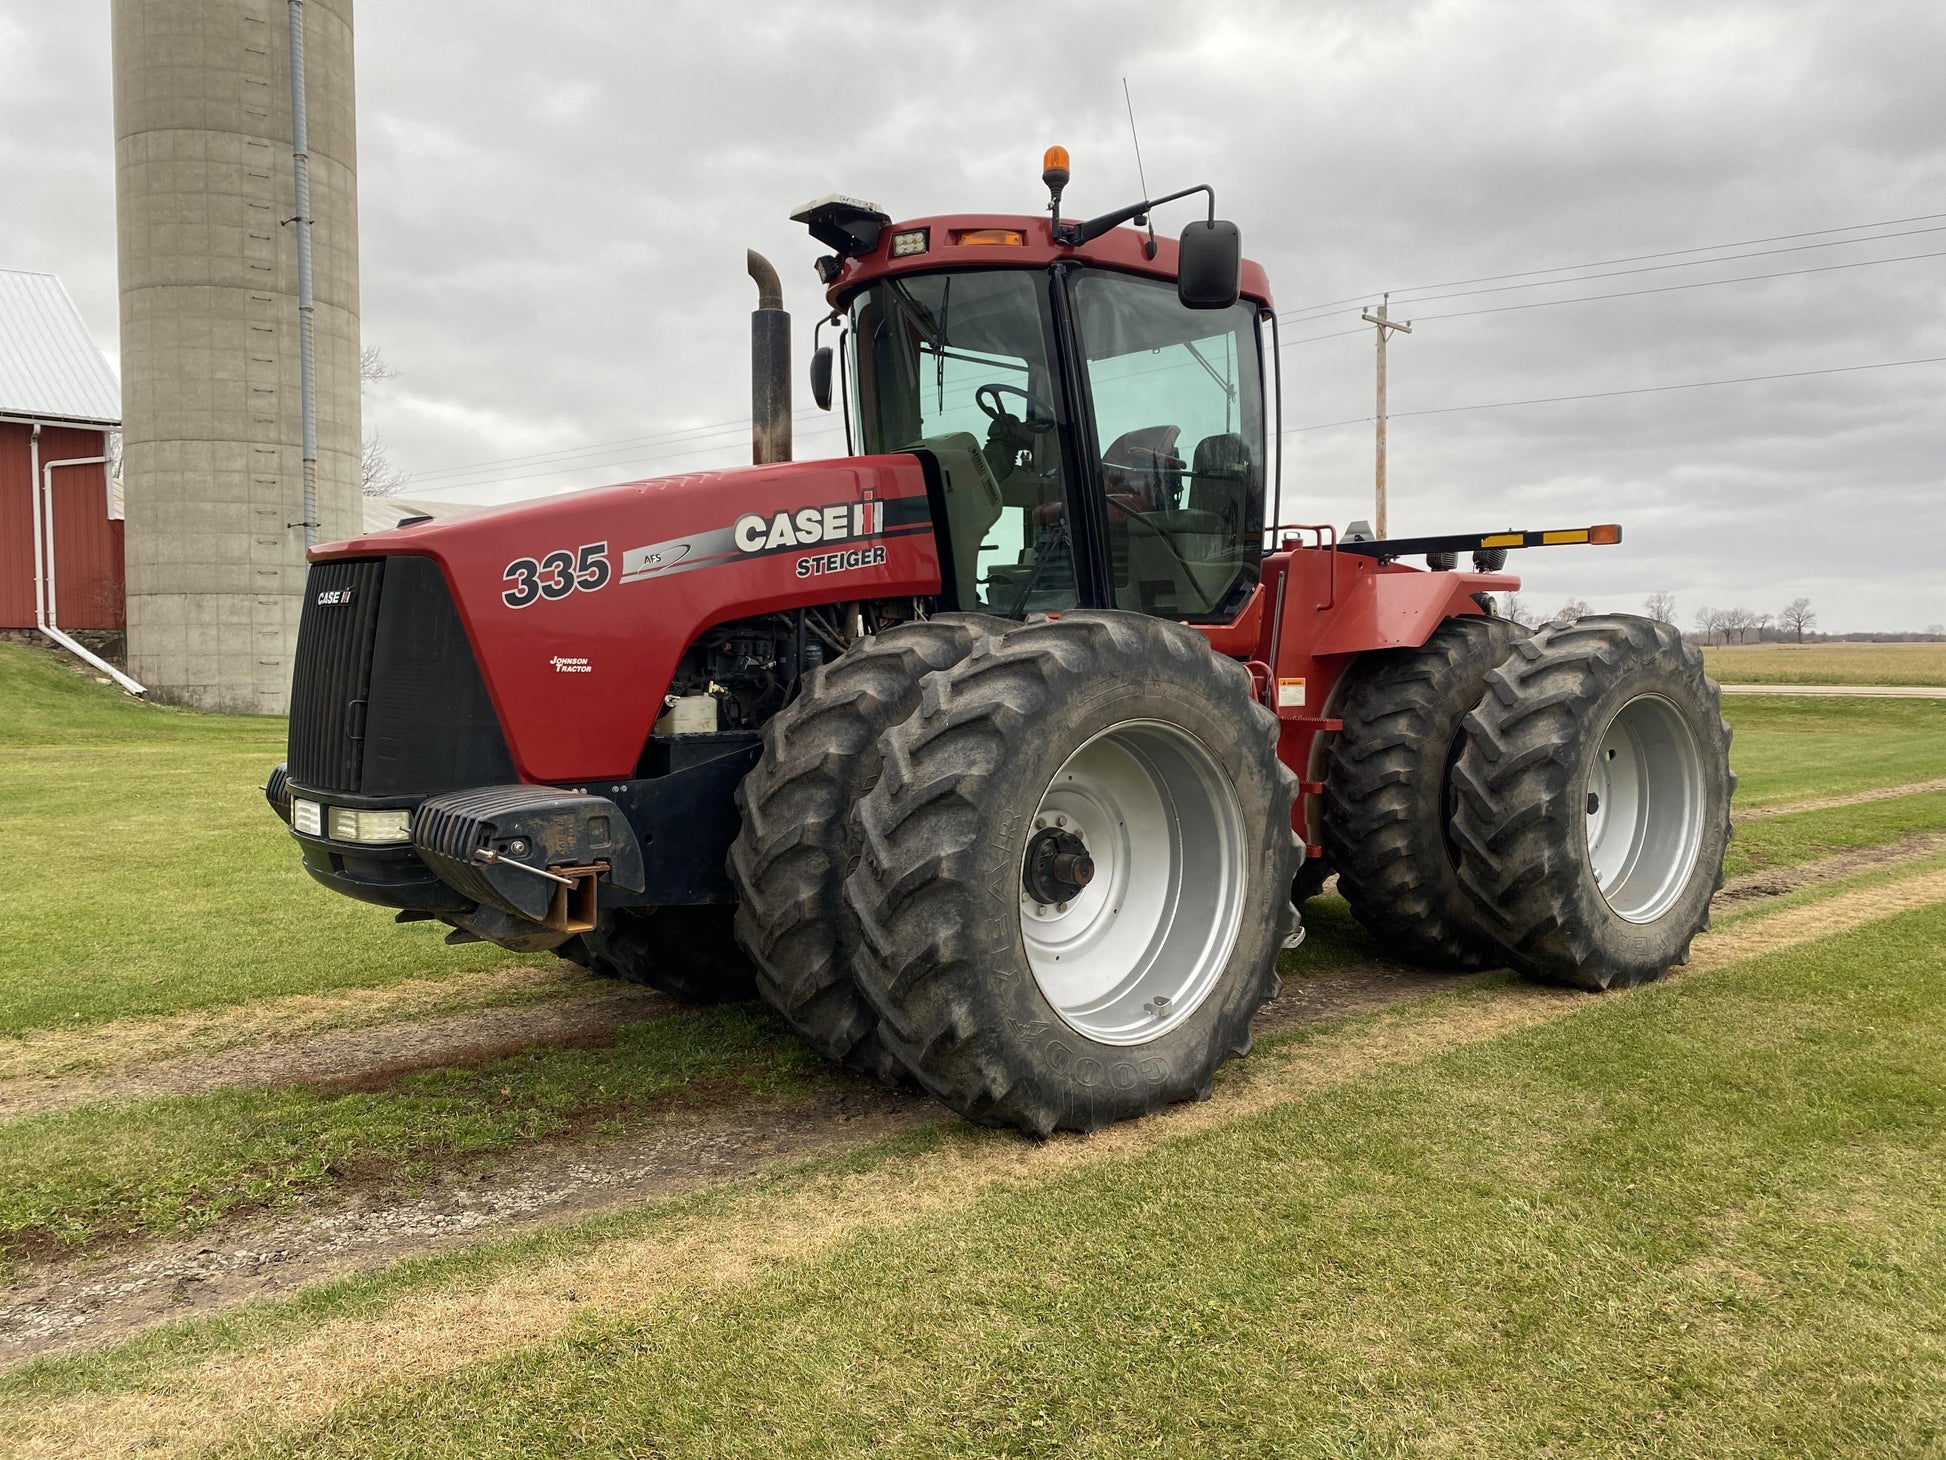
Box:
[1277,245,1946,344]
[1283,354,1946,434]
[1409,247,1946,322]
[1273,209,1946,323]
[408,404,839,483]
[408,422,851,495]
[1363,223,1946,311]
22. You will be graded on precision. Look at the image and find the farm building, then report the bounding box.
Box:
[0,269,125,648]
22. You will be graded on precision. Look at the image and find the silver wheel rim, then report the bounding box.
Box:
[1020,720,1248,1046]
[1584,694,1706,924]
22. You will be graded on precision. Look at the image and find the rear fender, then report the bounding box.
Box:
[1308,559,1519,657]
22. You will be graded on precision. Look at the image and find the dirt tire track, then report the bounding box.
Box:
[1713,831,1946,906]
[1733,775,1946,821]
[14,866,1946,1459]
[0,986,671,1123]
[0,962,583,1086]
[0,957,1472,1366]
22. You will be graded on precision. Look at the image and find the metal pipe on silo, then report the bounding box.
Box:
[747,251,791,465]
[288,0,318,547]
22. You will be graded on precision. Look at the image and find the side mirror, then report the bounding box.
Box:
[1178,219,1241,310]
[809,345,834,411]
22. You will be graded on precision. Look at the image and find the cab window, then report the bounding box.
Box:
[849,271,1077,613]
[1071,272,1266,621]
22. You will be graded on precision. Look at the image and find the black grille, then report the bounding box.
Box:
[362,556,517,794]
[288,559,385,791]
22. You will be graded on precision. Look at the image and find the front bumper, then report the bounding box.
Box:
[264,733,761,944]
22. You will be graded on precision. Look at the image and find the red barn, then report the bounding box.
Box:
[1,269,124,635]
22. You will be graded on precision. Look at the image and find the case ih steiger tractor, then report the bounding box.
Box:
[267,150,1733,1136]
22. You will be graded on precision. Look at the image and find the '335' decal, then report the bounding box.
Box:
[502,542,611,608]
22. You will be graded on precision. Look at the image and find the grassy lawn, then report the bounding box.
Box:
[3,639,1938,1045]
[1705,641,1946,687]
[1721,694,1946,807]
[2,641,1943,1266]
[202,897,1946,1457]
[0,644,540,1039]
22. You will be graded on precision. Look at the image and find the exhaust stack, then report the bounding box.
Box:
[747,250,791,464]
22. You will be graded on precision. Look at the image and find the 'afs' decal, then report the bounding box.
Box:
[502,542,611,608]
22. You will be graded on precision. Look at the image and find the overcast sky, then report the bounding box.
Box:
[3,0,1943,630]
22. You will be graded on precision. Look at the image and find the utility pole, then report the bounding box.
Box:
[1360,293,1412,538]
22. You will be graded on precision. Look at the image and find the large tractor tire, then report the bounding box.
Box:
[1451,614,1734,990]
[844,611,1301,1136]
[560,905,758,1005]
[1322,614,1530,969]
[728,615,1009,1084]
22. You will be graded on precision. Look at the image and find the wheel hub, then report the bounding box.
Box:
[1022,827,1095,906]
[1584,693,1706,924]
[1018,721,1248,1046]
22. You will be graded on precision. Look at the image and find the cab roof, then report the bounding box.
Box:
[823,213,1275,313]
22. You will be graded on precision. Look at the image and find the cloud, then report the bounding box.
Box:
[2,0,1941,629]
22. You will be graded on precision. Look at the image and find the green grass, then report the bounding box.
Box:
[1722,694,1946,807]
[1706,642,1946,687]
[1723,790,1946,880]
[0,1001,828,1255]
[1,640,1936,1042]
[235,900,1946,1459]
[0,643,541,1038]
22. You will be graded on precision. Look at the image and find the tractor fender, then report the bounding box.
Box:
[1308,562,1518,657]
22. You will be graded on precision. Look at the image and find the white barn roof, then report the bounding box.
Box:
[0,269,121,427]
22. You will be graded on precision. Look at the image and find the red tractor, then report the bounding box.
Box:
[267,152,1733,1136]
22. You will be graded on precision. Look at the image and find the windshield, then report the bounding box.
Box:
[849,270,1076,613]
[1071,271,1267,620]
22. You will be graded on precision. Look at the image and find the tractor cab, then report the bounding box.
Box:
[795,170,1274,624]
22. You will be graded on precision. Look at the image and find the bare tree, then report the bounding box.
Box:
[361,431,408,498]
[1644,591,1677,625]
[1720,607,1755,644]
[1752,611,1774,643]
[1780,597,1817,643]
[1500,592,1534,627]
[1552,598,1591,626]
[360,347,407,498]
[360,346,399,386]
[1693,605,1723,645]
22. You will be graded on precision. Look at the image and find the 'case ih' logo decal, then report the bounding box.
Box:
[316,587,355,606]
[732,497,883,554]
[614,491,926,587]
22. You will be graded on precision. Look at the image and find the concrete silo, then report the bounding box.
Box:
[112,0,361,713]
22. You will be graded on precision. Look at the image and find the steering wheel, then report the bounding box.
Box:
[976,383,1057,432]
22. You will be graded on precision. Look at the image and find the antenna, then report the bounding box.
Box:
[1122,77,1158,260]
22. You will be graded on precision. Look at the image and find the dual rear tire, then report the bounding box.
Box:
[1452,615,1734,989]
[732,610,1300,1135]
[1322,611,1733,991]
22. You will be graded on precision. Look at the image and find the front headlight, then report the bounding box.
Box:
[326,807,413,845]
[292,798,323,837]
